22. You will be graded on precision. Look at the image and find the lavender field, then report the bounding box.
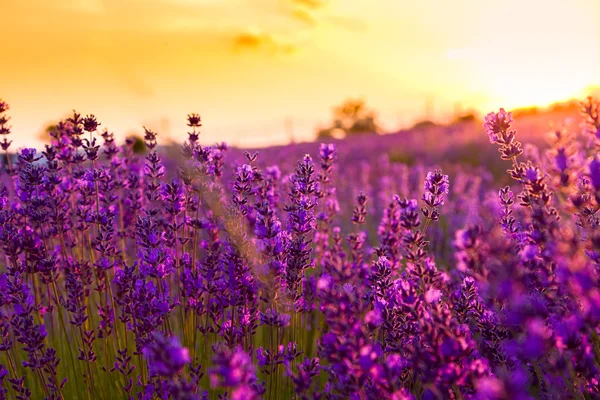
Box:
[0,97,600,400]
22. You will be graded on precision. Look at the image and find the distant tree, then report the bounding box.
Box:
[512,106,540,118]
[38,123,58,143]
[548,100,580,113]
[316,126,346,139]
[452,113,478,125]
[316,127,337,139]
[317,98,380,139]
[127,134,147,154]
[411,120,437,130]
[38,117,76,143]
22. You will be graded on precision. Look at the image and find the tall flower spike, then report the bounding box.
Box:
[0,100,12,170]
[582,96,600,141]
[209,345,260,400]
[187,113,202,128]
[143,127,158,150]
[590,157,600,192]
[142,333,190,378]
[484,108,523,160]
[352,192,368,225]
[0,100,10,137]
[82,115,100,133]
[422,169,450,224]
[186,113,202,144]
[483,108,514,144]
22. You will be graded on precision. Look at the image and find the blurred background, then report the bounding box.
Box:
[1,0,599,149]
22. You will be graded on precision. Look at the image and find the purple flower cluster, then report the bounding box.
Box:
[0,96,599,399]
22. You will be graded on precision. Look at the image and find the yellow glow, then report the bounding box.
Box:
[1,0,599,147]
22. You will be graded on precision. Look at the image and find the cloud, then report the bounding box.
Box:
[290,7,318,25]
[232,30,297,54]
[326,15,367,32]
[286,1,365,33]
[291,0,327,9]
[445,47,485,61]
[156,0,227,5]
[74,0,105,13]
[48,0,106,14]
[121,72,155,98]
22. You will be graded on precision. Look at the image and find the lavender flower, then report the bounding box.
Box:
[143,333,190,378]
[0,97,598,399]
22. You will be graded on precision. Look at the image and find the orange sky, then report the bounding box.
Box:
[2,0,599,148]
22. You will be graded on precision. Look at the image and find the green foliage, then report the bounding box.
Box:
[130,135,147,154]
[38,123,58,143]
[388,150,417,166]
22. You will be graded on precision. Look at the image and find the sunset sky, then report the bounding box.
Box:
[2,0,599,148]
